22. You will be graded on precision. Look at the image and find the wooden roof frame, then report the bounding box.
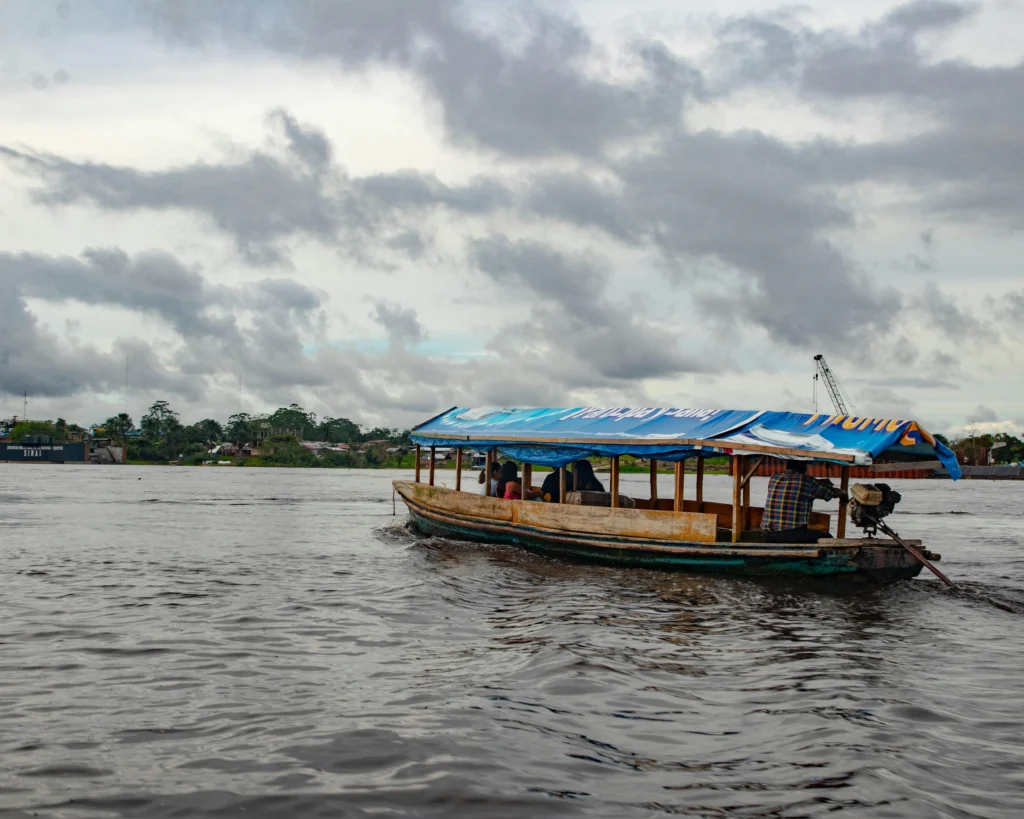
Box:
[412,431,859,463]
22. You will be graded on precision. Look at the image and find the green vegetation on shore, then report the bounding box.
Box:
[99,400,412,467]
[8,418,86,443]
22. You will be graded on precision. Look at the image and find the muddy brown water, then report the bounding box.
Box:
[1,465,1022,818]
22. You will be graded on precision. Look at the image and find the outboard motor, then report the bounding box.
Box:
[849,483,902,536]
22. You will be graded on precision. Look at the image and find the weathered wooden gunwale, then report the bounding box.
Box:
[401,482,720,543]
[514,494,719,542]
[397,483,828,557]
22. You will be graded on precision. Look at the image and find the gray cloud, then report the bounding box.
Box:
[819,336,965,402]
[0,239,653,419]
[0,292,108,398]
[140,0,702,158]
[373,301,425,348]
[718,2,978,94]
[0,135,337,267]
[997,290,1024,323]
[901,228,936,272]
[11,3,968,350]
[527,134,900,345]
[904,254,931,273]
[384,230,427,259]
[251,278,321,313]
[0,113,511,268]
[355,171,509,214]
[471,235,707,383]
[5,113,902,347]
[803,3,984,100]
[0,247,327,405]
[272,108,331,169]
[884,0,974,32]
[471,235,609,325]
[966,403,998,423]
[717,3,1024,231]
[873,375,957,389]
[621,135,900,345]
[132,0,1021,351]
[0,284,198,401]
[915,282,994,341]
[0,247,235,338]
[857,385,917,419]
[117,337,204,401]
[524,173,635,243]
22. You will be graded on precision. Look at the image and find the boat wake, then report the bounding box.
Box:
[899,510,974,516]
[907,577,1024,615]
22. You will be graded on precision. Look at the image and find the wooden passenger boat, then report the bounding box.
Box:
[395,407,961,583]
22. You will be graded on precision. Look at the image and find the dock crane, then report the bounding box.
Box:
[813,354,856,415]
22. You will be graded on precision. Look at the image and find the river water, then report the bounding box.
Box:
[1,465,1022,818]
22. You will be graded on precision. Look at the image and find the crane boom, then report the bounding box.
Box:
[813,354,853,415]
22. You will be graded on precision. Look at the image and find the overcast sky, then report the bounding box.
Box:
[1,0,1021,436]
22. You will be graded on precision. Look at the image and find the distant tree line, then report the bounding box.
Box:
[949,432,1024,465]
[92,400,412,465]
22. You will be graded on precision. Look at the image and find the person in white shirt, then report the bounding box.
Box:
[478,462,500,497]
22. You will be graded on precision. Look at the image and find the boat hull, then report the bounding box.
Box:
[395,482,925,583]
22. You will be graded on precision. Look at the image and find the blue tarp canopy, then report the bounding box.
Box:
[410,407,961,479]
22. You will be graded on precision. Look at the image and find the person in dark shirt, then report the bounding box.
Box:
[761,461,846,543]
[540,466,574,502]
[573,459,605,493]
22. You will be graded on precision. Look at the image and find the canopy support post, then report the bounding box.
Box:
[742,467,751,531]
[610,457,620,508]
[674,461,684,512]
[484,449,493,496]
[429,446,436,486]
[696,455,704,511]
[650,459,658,508]
[455,448,462,492]
[415,444,421,483]
[732,455,743,543]
[522,462,532,499]
[731,455,765,538]
[837,466,850,538]
[559,465,567,504]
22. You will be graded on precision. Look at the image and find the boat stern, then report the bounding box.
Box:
[817,538,933,583]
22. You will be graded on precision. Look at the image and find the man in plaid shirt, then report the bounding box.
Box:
[761,461,847,543]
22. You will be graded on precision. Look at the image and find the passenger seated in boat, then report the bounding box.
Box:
[478,461,501,497]
[540,467,573,502]
[761,461,847,543]
[573,459,605,493]
[497,461,543,501]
